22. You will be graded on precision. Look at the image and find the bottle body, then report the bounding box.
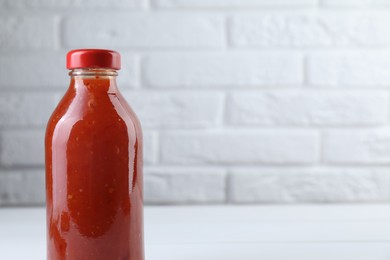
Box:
[45,69,144,260]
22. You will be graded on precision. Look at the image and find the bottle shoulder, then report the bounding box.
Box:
[45,88,142,142]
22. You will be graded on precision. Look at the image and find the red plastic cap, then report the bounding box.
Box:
[66,49,121,70]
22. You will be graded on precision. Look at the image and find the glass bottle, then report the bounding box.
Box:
[45,49,144,260]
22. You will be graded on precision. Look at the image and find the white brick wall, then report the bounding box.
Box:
[64,14,225,48]
[0,0,144,9]
[0,53,66,88]
[145,167,226,204]
[0,93,59,127]
[0,170,45,206]
[0,15,56,51]
[323,129,390,164]
[231,13,390,47]
[321,0,390,7]
[161,130,319,164]
[2,0,390,205]
[229,167,390,203]
[227,91,388,125]
[122,91,224,127]
[143,53,303,87]
[308,53,390,87]
[0,130,45,167]
[153,0,318,8]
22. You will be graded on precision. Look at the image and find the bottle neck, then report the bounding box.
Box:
[69,68,119,93]
[69,68,118,77]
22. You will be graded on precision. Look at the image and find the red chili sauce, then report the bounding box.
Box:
[45,74,144,260]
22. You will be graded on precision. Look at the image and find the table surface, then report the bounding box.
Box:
[2,205,390,260]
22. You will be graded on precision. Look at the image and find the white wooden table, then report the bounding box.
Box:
[2,205,390,260]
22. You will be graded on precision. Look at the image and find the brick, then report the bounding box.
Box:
[229,168,390,203]
[0,0,144,9]
[323,129,390,164]
[0,93,59,127]
[161,130,319,164]
[144,131,159,165]
[322,0,390,7]
[0,53,67,88]
[0,170,45,206]
[122,91,224,128]
[308,53,390,87]
[0,15,56,51]
[227,91,388,126]
[0,130,45,167]
[144,53,302,87]
[153,0,316,8]
[231,13,390,47]
[144,167,226,204]
[64,14,224,48]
